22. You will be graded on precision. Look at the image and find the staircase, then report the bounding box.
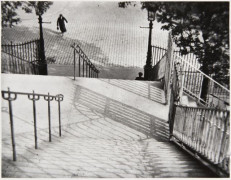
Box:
[1,74,216,178]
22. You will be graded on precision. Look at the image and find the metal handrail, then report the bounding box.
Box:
[152,45,201,69]
[71,43,99,80]
[173,54,230,92]
[172,54,229,108]
[1,88,64,161]
[165,32,230,177]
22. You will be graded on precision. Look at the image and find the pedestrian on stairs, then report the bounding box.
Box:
[57,14,68,36]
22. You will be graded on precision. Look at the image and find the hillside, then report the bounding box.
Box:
[2,26,143,79]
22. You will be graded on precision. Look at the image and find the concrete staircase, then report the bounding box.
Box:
[1,74,216,178]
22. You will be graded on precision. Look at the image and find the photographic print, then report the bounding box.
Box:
[1,1,230,178]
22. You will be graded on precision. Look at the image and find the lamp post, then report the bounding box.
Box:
[144,10,155,80]
[38,14,48,75]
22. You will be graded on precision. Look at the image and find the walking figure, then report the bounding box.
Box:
[57,14,68,36]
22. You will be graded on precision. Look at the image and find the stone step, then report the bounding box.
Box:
[2,103,215,178]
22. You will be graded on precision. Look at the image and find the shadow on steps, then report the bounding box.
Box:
[73,85,169,142]
[100,79,165,104]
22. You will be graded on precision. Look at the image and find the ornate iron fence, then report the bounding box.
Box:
[1,40,41,75]
[71,43,100,79]
[1,88,64,161]
[170,105,230,177]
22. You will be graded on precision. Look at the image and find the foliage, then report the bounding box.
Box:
[25,1,53,16]
[1,1,22,27]
[119,2,229,87]
[1,1,53,27]
[142,2,229,86]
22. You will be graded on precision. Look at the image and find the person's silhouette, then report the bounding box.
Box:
[135,72,144,80]
[57,14,68,36]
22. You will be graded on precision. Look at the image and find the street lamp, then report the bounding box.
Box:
[38,14,48,75]
[144,10,156,80]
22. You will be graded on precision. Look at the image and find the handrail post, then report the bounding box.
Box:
[86,62,88,77]
[44,93,54,142]
[55,94,64,137]
[2,88,17,161]
[83,60,85,77]
[79,55,81,77]
[91,67,93,78]
[74,44,76,80]
[71,43,100,78]
[28,91,40,149]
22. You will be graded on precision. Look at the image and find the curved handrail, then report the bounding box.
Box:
[71,43,100,79]
[1,88,64,161]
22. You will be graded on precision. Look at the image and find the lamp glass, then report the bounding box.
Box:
[148,11,155,21]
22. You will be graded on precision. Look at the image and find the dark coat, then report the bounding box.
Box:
[57,17,68,33]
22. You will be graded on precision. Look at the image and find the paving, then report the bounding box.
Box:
[2,2,169,69]
[1,74,215,178]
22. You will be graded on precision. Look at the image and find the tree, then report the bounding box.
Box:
[120,2,229,101]
[1,1,53,27]
[1,1,22,27]
[2,1,53,75]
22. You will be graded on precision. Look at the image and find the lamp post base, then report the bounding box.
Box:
[38,63,48,75]
[144,65,153,81]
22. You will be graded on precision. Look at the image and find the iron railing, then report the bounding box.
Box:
[152,44,229,108]
[71,43,100,79]
[154,32,230,177]
[170,105,230,177]
[1,88,64,161]
[1,40,41,75]
[173,54,229,109]
[152,45,201,69]
[152,45,167,66]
